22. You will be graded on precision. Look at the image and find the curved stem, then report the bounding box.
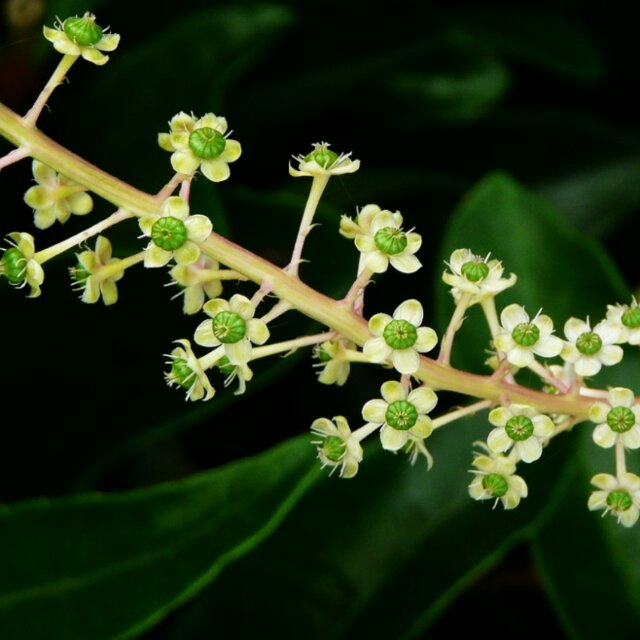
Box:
[0,101,599,419]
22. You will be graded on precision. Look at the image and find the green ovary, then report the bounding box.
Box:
[622,307,640,329]
[383,319,417,349]
[151,216,188,251]
[322,436,346,462]
[607,489,633,512]
[171,359,195,390]
[385,400,418,430]
[63,15,103,46]
[576,331,602,355]
[374,227,408,255]
[189,128,226,159]
[505,415,534,441]
[483,473,508,497]
[512,322,540,347]
[1,248,26,284]
[212,311,247,344]
[304,148,338,168]
[461,260,489,282]
[606,406,636,433]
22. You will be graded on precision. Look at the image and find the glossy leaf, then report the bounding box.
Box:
[0,436,318,640]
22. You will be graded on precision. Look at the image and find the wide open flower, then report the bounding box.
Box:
[139,196,212,268]
[311,415,363,478]
[43,12,120,65]
[341,204,421,274]
[589,387,640,450]
[194,294,269,365]
[487,404,554,463]
[606,299,640,345]
[24,160,93,229]
[493,304,563,367]
[560,317,622,377]
[442,248,516,306]
[469,443,528,510]
[588,472,640,527]
[158,112,241,182]
[362,380,438,467]
[363,299,437,375]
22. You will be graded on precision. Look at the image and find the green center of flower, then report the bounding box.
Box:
[576,331,602,355]
[71,261,90,284]
[606,489,633,512]
[461,260,489,282]
[505,415,534,441]
[622,307,640,329]
[512,322,540,347]
[315,343,333,363]
[151,216,188,251]
[385,400,418,430]
[189,127,227,159]
[216,355,235,376]
[482,473,509,497]
[383,319,418,350]
[63,15,104,46]
[322,435,347,462]
[374,227,408,255]
[304,148,338,168]
[1,248,26,284]
[170,359,195,390]
[606,406,636,433]
[212,310,247,344]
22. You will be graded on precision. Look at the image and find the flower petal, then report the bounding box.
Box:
[201,158,231,182]
[362,399,388,423]
[394,299,423,325]
[391,348,420,375]
[380,425,408,451]
[380,380,406,404]
[592,423,616,448]
[185,214,213,242]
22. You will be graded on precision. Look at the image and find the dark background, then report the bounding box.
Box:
[2,1,639,637]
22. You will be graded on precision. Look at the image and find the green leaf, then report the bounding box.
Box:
[0,436,318,640]
[435,172,629,373]
[163,415,571,639]
[537,155,640,236]
[533,425,640,639]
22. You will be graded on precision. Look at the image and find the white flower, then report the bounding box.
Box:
[139,196,212,268]
[313,339,354,386]
[588,387,640,449]
[493,304,563,367]
[169,255,224,315]
[158,112,241,182]
[0,232,44,297]
[43,13,120,65]
[469,443,528,510]
[311,415,363,478]
[24,160,93,229]
[289,142,359,178]
[442,248,516,305]
[487,404,555,463]
[362,380,437,467]
[606,299,640,345]
[588,472,640,527]
[215,356,254,396]
[71,236,123,305]
[560,317,622,377]
[340,204,421,274]
[165,339,215,402]
[194,294,269,365]
[363,299,437,375]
